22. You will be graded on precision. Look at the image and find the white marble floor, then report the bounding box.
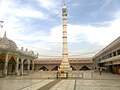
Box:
[0,72,120,90]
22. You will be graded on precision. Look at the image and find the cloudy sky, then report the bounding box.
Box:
[0,0,120,58]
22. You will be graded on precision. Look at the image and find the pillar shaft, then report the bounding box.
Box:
[62,16,68,56]
[3,54,8,76]
[27,60,30,74]
[32,61,34,71]
[15,57,19,75]
[20,59,24,75]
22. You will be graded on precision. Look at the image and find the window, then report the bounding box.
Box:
[117,49,120,55]
[109,53,112,57]
[113,51,116,56]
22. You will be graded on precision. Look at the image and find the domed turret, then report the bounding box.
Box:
[0,31,17,50]
[62,4,67,16]
[62,4,67,9]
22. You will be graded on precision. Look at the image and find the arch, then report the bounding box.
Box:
[23,59,28,70]
[30,60,32,70]
[80,65,90,70]
[0,53,5,72]
[0,59,5,72]
[39,66,48,71]
[70,66,76,71]
[52,66,59,71]
[8,54,13,61]
[18,58,21,70]
[0,53,6,61]
[8,56,16,75]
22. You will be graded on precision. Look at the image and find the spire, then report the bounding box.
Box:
[62,0,66,8]
[63,0,65,6]
[4,31,6,37]
[3,31,8,40]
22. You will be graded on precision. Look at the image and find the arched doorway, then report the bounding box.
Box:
[52,66,59,71]
[39,66,48,71]
[70,66,76,71]
[23,59,28,74]
[18,59,21,69]
[23,59,28,70]
[80,65,90,70]
[18,59,21,72]
[8,57,16,75]
[0,54,5,73]
[0,59,4,74]
[30,60,32,70]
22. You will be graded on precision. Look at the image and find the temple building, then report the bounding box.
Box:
[93,36,120,75]
[34,58,93,71]
[0,32,38,77]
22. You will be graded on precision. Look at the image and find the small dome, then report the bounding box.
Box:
[28,50,34,55]
[63,5,67,9]
[0,32,17,50]
[62,4,67,12]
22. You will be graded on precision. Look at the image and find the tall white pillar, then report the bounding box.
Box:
[60,4,72,72]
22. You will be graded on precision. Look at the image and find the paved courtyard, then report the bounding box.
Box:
[0,72,120,90]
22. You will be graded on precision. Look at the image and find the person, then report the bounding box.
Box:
[58,67,61,73]
[99,68,102,75]
[57,67,61,78]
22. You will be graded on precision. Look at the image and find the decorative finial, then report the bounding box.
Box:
[62,0,67,9]
[63,0,66,6]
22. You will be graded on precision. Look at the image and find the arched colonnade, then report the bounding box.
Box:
[0,50,36,77]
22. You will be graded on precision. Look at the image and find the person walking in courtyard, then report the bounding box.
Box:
[99,68,102,75]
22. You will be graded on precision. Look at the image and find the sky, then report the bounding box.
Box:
[0,0,120,58]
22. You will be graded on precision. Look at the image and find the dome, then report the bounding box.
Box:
[62,4,67,10]
[62,4,67,14]
[62,5,67,9]
[0,31,17,50]
[28,50,34,55]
